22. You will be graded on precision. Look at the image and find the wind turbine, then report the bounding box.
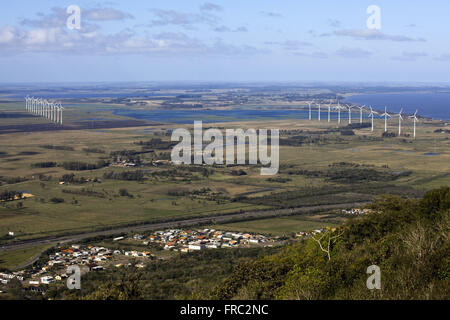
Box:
[44,100,49,119]
[59,104,64,125]
[368,106,378,132]
[327,103,331,123]
[40,98,44,116]
[409,109,419,139]
[317,104,321,121]
[335,101,342,125]
[358,105,365,124]
[308,103,312,120]
[50,102,55,122]
[346,104,353,124]
[396,108,403,136]
[381,107,391,132]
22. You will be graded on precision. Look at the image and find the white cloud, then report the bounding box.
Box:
[334,29,426,42]
[200,3,223,12]
[0,26,19,44]
[391,52,428,61]
[336,47,372,58]
[84,8,134,21]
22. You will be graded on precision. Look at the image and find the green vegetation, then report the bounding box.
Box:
[0,110,447,243]
[0,244,52,271]
[60,160,108,171]
[48,247,281,300]
[42,187,449,300]
[211,215,341,236]
[212,187,450,300]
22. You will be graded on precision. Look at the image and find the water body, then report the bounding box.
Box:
[344,93,450,120]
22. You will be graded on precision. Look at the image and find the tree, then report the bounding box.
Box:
[311,227,344,261]
[277,266,327,300]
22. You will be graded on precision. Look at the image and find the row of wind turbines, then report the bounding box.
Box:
[306,101,420,139]
[25,96,64,125]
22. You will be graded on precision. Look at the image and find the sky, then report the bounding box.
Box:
[1,0,450,83]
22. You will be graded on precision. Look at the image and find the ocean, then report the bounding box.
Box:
[344,93,450,120]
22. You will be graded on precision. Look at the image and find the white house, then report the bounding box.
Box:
[188,244,205,251]
[40,276,55,284]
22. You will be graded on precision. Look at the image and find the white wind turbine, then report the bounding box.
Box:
[317,104,321,121]
[335,101,342,125]
[346,104,353,124]
[33,97,37,114]
[381,107,391,132]
[368,106,378,132]
[53,104,59,123]
[308,102,312,120]
[40,98,44,116]
[409,109,419,139]
[44,100,49,119]
[25,95,29,111]
[327,103,331,123]
[50,102,55,122]
[358,105,365,124]
[396,108,404,136]
[59,104,64,124]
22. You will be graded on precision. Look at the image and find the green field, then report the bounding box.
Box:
[0,102,448,244]
[0,244,52,270]
[211,214,342,236]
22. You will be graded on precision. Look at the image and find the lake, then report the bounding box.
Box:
[344,92,450,120]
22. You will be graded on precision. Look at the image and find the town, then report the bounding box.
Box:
[0,227,296,291]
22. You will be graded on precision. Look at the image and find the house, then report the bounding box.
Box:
[91,266,104,271]
[40,276,55,284]
[188,244,205,251]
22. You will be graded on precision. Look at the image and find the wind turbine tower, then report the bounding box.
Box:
[409,110,419,139]
[336,101,342,125]
[328,103,331,123]
[368,106,378,132]
[396,108,403,136]
[381,107,391,133]
[358,105,365,124]
[346,104,353,124]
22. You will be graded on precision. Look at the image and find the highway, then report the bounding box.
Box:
[0,201,369,253]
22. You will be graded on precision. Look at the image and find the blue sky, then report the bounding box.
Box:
[1,0,449,82]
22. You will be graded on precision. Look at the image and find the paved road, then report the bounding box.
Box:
[0,201,369,254]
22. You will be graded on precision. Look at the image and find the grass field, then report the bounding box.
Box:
[210,214,342,236]
[0,243,52,270]
[0,103,448,244]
